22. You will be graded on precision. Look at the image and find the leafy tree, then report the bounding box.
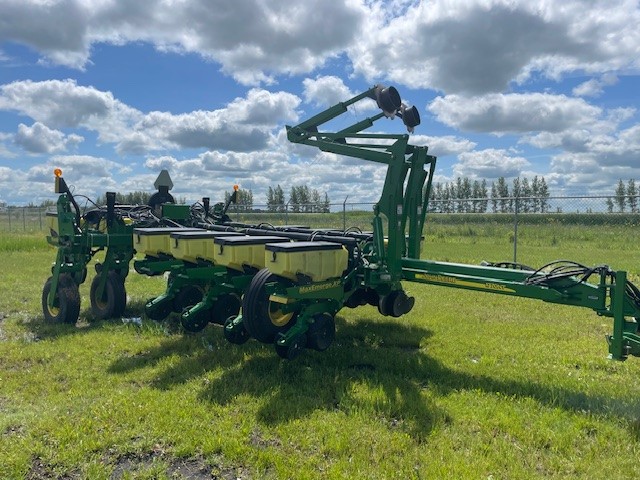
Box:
[531,176,540,212]
[512,177,521,213]
[538,177,550,213]
[266,186,275,212]
[627,179,638,213]
[461,177,472,212]
[606,197,614,213]
[477,179,488,213]
[311,188,321,213]
[225,189,253,212]
[615,179,626,212]
[490,182,498,213]
[289,186,300,213]
[322,192,331,213]
[274,185,285,212]
[495,177,509,213]
[521,177,532,213]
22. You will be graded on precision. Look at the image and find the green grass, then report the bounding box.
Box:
[0,226,639,479]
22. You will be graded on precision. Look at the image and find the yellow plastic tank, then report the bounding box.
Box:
[265,241,348,282]
[169,231,242,263]
[133,227,203,257]
[214,236,289,272]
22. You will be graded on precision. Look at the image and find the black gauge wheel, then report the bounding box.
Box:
[42,274,81,324]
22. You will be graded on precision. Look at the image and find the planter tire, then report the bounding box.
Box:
[42,273,81,324]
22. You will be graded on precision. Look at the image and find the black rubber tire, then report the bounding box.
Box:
[223,316,250,345]
[210,293,241,325]
[242,268,296,343]
[378,293,394,317]
[275,332,307,360]
[181,308,209,333]
[42,274,81,324]
[90,271,127,320]
[72,267,87,285]
[307,313,336,351]
[172,285,203,313]
[390,290,415,317]
[145,298,172,321]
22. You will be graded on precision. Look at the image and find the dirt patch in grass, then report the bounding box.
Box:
[108,451,249,479]
[25,452,249,479]
[26,457,80,479]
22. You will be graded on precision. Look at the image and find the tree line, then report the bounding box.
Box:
[428,176,551,213]
[265,185,330,213]
[223,185,330,213]
[608,179,639,213]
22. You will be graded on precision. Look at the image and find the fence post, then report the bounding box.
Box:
[513,197,519,263]
[342,195,349,232]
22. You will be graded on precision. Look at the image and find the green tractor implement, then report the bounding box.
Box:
[43,168,188,324]
[219,84,640,361]
[41,85,640,363]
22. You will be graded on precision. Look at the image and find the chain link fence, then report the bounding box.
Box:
[4,196,639,264]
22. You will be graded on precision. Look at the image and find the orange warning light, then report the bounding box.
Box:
[233,184,239,191]
[54,168,63,178]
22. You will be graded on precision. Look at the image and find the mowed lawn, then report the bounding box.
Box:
[0,224,639,479]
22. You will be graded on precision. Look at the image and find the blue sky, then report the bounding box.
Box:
[0,0,639,206]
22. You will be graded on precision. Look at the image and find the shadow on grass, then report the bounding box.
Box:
[22,297,184,341]
[107,314,640,442]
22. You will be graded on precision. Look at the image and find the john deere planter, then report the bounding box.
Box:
[42,84,640,363]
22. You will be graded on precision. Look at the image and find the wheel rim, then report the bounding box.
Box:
[46,303,60,317]
[95,291,108,310]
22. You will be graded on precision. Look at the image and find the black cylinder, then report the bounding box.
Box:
[402,105,421,129]
[377,86,401,112]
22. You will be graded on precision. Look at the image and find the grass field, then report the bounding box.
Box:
[1,222,639,479]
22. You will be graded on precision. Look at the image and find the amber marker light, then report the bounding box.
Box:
[54,168,63,178]
[233,184,239,191]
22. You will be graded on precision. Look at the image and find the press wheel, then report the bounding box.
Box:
[242,268,296,343]
[223,316,250,345]
[275,332,307,360]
